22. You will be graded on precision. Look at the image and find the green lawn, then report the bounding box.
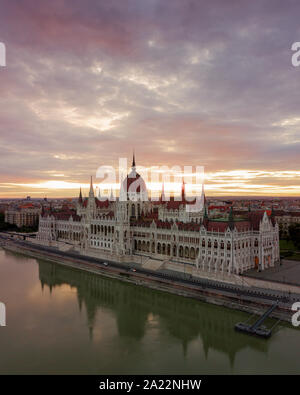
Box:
[280,239,300,261]
[285,255,300,262]
[280,239,297,251]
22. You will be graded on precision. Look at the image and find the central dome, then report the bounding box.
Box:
[122,169,147,193]
[120,154,148,201]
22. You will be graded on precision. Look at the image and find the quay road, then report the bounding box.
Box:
[1,233,300,314]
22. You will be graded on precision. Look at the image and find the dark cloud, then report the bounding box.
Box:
[0,0,300,195]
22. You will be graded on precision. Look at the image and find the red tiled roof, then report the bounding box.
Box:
[206,221,229,232]
[177,221,200,231]
[82,197,110,208]
[122,172,147,193]
[95,198,110,208]
[165,196,185,210]
[247,211,266,230]
[42,209,81,222]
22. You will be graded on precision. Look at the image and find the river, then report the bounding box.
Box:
[0,248,299,374]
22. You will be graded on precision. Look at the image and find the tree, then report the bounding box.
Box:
[288,224,300,250]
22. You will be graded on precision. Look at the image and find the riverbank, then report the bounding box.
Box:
[2,239,298,324]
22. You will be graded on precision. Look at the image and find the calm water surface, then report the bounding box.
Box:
[0,249,299,374]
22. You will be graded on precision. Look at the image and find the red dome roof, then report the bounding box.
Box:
[122,171,147,193]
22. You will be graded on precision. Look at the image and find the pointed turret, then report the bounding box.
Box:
[89,176,94,198]
[181,180,185,202]
[161,181,166,202]
[130,151,137,178]
[78,187,83,204]
[110,188,115,201]
[87,175,96,217]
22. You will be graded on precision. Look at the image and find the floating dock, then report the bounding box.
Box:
[235,301,279,338]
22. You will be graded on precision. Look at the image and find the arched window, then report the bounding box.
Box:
[190,247,195,259]
[157,243,161,254]
[179,246,183,257]
[185,246,189,258]
[173,245,177,256]
[167,244,171,255]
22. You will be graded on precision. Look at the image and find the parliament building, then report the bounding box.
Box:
[37,155,280,282]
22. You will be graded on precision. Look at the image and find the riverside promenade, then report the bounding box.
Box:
[245,259,300,287]
[1,233,299,323]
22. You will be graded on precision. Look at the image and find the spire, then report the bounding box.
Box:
[89,176,94,198]
[132,151,136,168]
[110,188,115,201]
[161,181,166,202]
[181,180,185,202]
[78,187,83,204]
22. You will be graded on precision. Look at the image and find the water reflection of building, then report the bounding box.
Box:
[38,259,269,367]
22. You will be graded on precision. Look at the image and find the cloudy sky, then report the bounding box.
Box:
[0,0,300,197]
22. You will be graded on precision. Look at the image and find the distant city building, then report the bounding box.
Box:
[37,155,280,279]
[5,204,41,228]
[274,211,300,237]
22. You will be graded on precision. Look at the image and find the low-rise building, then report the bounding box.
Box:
[5,204,41,228]
[274,211,300,237]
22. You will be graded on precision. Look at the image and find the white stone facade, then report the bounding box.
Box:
[37,160,280,278]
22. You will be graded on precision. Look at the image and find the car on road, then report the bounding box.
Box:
[103,262,108,266]
[130,268,137,272]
